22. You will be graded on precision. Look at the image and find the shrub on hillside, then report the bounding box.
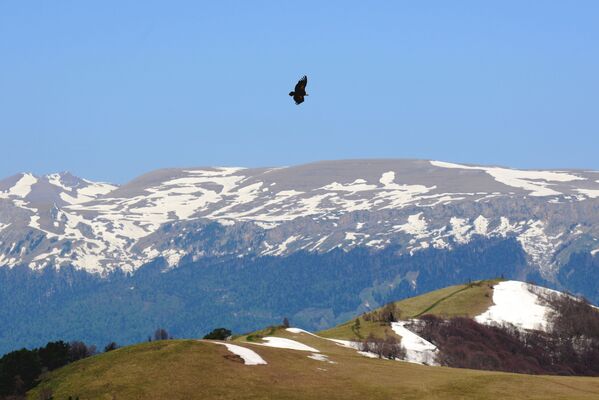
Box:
[411,312,599,376]
[362,303,400,324]
[68,341,96,362]
[203,328,232,340]
[103,342,119,352]
[545,293,599,339]
[0,339,96,397]
[358,333,406,360]
[153,328,169,341]
[0,349,41,396]
[37,341,69,372]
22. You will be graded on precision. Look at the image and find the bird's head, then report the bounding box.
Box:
[289,91,295,96]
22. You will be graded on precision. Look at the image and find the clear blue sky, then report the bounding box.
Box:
[1,1,598,183]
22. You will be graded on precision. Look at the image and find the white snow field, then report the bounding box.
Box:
[214,342,267,365]
[430,160,585,197]
[475,280,554,331]
[260,337,319,352]
[391,322,438,365]
[3,173,38,198]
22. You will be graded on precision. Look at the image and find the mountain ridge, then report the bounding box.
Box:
[1,159,599,275]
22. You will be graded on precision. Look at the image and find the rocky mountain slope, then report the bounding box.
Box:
[2,159,599,276]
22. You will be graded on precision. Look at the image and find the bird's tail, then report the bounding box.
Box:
[289,92,295,96]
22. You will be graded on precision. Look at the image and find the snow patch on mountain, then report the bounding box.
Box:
[60,180,117,205]
[345,232,358,241]
[577,189,599,199]
[393,213,428,237]
[323,180,377,193]
[47,173,72,191]
[430,161,585,197]
[162,248,186,268]
[185,167,246,176]
[0,253,18,268]
[449,217,471,244]
[473,215,489,235]
[516,221,561,273]
[0,174,38,198]
[380,171,404,189]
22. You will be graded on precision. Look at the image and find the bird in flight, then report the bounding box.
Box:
[289,75,308,105]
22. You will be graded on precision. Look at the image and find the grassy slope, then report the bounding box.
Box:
[319,279,498,340]
[29,331,599,400]
[233,325,285,342]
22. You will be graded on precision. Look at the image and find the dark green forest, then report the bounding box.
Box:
[1,237,591,356]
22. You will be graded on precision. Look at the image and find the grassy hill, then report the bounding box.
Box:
[29,330,599,400]
[27,279,599,399]
[319,279,498,341]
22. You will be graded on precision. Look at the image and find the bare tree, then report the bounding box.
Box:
[352,318,362,337]
[379,303,399,323]
[382,335,406,360]
[68,341,96,362]
[359,333,405,360]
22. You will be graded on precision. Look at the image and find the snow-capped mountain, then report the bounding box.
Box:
[1,159,599,276]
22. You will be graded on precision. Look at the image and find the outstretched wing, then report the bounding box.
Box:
[293,93,304,105]
[294,75,307,94]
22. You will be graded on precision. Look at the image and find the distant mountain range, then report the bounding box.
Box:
[1,159,598,353]
[2,159,599,274]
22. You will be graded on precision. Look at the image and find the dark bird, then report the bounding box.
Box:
[289,75,308,105]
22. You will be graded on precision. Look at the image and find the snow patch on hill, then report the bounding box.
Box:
[307,353,336,363]
[391,322,438,365]
[215,342,267,365]
[475,281,554,331]
[260,337,319,352]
